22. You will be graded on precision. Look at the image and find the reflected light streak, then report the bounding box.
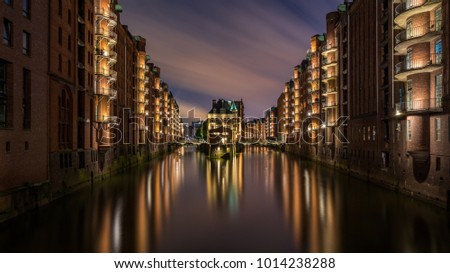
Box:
[112,198,123,253]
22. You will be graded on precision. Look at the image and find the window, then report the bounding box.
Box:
[406,48,413,69]
[22,31,30,55]
[373,126,376,141]
[58,54,62,72]
[68,34,71,51]
[25,141,28,150]
[3,19,12,46]
[368,126,371,141]
[59,89,71,149]
[435,40,442,64]
[363,127,365,141]
[4,0,12,6]
[396,122,401,142]
[435,74,443,107]
[58,0,62,16]
[407,120,412,141]
[68,10,71,25]
[406,79,413,110]
[435,118,441,141]
[58,27,62,45]
[22,0,30,17]
[23,69,31,129]
[6,141,10,152]
[68,60,71,76]
[0,61,7,128]
[436,157,441,171]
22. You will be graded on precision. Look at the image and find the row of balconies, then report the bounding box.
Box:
[394,0,441,28]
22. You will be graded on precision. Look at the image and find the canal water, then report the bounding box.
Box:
[1,146,449,252]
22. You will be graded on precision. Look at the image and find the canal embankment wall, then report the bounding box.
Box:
[0,143,177,223]
[283,144,449,210]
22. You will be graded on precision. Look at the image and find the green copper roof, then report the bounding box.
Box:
[115,4,123,13]
[338,4,347,12]
[230,102,238,112]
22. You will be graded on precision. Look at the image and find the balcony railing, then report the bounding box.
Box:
[395,53,442,75]
[322,58,337,66]
[322,88,337,95]
[95,27,118,41]
[321,72,337,80]
[323,102,338,108]
[95,7,118,22]
[321,44,338,53]
[395,98,442,113]
[395,0,441,17]
[395,20,443,45]
[96,88,117,99]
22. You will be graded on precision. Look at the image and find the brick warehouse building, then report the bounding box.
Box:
[0,0,49,215]
[274,0,450,208]
[0,1,182,220]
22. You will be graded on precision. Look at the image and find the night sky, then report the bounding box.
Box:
[120,0,343,119]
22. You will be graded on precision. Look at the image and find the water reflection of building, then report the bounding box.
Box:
[90,150,183,252]
[206,155,243,214]
[274,153,340,252]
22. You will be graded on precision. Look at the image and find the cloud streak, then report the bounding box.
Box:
[121,0,343,117]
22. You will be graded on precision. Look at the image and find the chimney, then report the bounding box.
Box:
[212,99,217,108]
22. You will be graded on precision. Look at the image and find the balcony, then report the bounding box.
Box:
[95,27,118,44]
[95,7,118,27]
[321,44,338,56]
[321,72,337,82]
[395,53,443,81]
[96,88,117,99]
[309,87,320,94]
[322,88,338,96]
[394,0,441,29]
[322,102,338,109]
[395,98,442,114]
[322,58,338,69]
[394,20,443,54]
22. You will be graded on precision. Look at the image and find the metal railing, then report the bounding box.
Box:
[94,7,118,22]
[395,0,441,17]
[321,44,338,52]
[395,53,442,74]
[321,72,337,80]
[395,98,442,113]
[395,20,443,44]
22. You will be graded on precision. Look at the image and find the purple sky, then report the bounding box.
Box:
[120,0,343,118]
